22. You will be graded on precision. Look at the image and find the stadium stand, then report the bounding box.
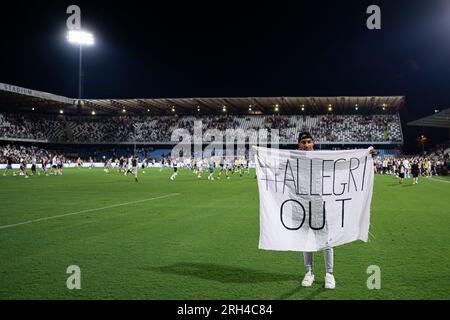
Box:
[0,112,403,144]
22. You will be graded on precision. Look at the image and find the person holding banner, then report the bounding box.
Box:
[253,131,376,290]
[297,132,376,289]
[296,131,335,289]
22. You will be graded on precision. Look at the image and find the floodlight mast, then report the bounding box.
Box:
[66,30,95,100]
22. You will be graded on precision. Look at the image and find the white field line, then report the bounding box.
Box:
[0,193,180,230]
[429,177,450,184]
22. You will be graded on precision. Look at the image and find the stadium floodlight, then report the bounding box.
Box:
[59,110,64,114]
[66,29,95,100]
[66,30,95,45]
[91,110,96,115]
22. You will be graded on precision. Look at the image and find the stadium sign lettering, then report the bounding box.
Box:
[0,84,33,96]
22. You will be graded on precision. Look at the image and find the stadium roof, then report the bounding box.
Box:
[0,82,74,109]
[407,108,450,129]
[0,82,405,115]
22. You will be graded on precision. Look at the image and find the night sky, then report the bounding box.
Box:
[1,0,450,152]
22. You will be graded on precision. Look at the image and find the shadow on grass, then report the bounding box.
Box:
[275,281,327,300]
[149,262,298,284]
[304,283,327,300]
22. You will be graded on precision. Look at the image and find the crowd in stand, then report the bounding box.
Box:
[308,114,400,142]
[0,112,403,144]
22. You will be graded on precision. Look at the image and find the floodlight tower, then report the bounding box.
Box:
[66,30,95,99]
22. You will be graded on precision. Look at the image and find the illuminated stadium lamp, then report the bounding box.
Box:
[274,106,279,112]
[171,107,176,112]
[434,109,439,113]
[382,107,386,111]
[66,30,95,100]
[32,107,35,111]
[328,106,333,112]
[197,106,201,112]
[222,106,227,112]
[301,105,305,111]
[91,111,96,116]
[355,106,359,111]
[66,30,95,45]
[122,109,126,113]
[248,105,252,112]
[59,110,64,114]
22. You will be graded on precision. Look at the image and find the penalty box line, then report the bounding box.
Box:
[0,193,180,230]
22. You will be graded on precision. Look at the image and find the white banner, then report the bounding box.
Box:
[255,146,374,252]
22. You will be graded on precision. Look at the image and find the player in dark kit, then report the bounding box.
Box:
[398,163,405,184]
[411,159,419,185]
[130,156,139,182]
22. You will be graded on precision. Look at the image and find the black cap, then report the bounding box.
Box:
[298,131,314,143]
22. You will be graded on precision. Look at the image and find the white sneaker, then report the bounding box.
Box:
[301,271,315,287]
[324,273,335,289]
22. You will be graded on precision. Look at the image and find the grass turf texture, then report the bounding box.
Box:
[0,168,449,300]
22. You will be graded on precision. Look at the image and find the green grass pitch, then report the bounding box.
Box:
[0,167,449,300]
